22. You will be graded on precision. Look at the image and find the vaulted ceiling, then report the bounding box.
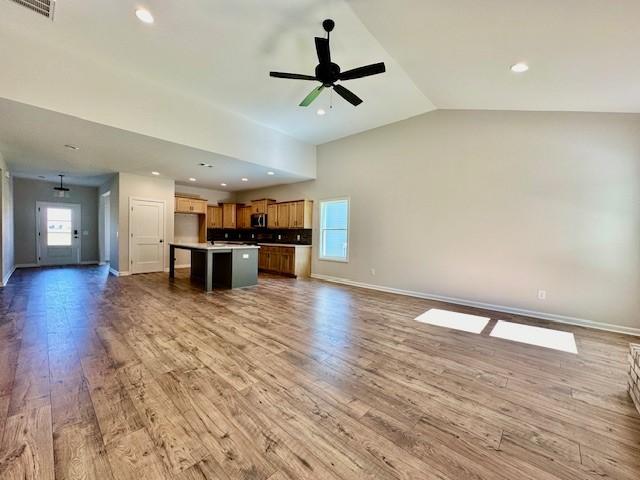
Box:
[1,0,638,189]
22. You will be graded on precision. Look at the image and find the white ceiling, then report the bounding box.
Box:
[1,0,639,186]
[0,0,432,145]
[0,98,310,190]
[348,0,640,112]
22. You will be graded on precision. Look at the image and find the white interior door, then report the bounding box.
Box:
[37,202,81,266]
[130,198,165,274]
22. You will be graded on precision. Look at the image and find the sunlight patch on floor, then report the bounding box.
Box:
[415,308,490,334]
[490,320,578,354]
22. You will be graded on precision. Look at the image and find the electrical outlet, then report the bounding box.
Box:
[537,289,547,300]
[277,234,282,240]
[296,235,301,241]
[251,234,255,239]
[370,268,376,276]
[224,233,228,239]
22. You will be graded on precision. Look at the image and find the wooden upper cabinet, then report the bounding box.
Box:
[222,203,237,229]
[191,199,207,214]
[264,200,313,229]
[276,203,290,228]
[175,197,191,213]
[237,206,252,229]
[251,199,276,215]
[207,205,222,228]
[267,204,278,229]
[175,196,207,214]
[288,200,313,229]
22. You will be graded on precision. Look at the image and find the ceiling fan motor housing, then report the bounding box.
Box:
[315,62,341,87]
[322,19,335,32]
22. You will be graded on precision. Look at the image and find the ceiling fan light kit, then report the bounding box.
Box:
[270,19,386,108]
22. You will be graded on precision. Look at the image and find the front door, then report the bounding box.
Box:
[130,198,165,274]
[37,202,81,266]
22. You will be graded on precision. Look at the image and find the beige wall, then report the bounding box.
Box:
[237,110,640,332]
[173,185,234,267]
[117,173,175,274]
[0,152,15,285]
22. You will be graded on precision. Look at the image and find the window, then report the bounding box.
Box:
[47,207,72,246]
[319,198,349,262]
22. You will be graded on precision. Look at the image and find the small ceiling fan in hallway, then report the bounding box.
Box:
[270,19,386,107]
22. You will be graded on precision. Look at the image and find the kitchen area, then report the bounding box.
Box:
[171,194,313,291]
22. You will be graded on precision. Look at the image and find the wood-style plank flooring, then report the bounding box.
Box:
[0,265,639,479]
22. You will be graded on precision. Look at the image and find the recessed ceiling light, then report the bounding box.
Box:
[151,171,160,176]
[189,177,196,182]
[199,162,213,168]
[267,171,275,176]
[241,178,248,182]
[510,62,529,73]
[135,8,154,24]
[316,108,326,116]
[64,144,79,150]
[220,183,227,187]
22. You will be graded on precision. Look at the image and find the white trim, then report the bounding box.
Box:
[80,260,100,265]
[15,263,39,268]
[318,196,350,263]
[128,196,166,275]
[310,273,640,337]
[1,265,16,287]
[109,268,130,277]
[163,264,189,272]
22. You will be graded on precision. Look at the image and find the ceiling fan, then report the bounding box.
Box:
[270,19,386,107]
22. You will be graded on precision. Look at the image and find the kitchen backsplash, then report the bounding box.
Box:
[208,228,312,245]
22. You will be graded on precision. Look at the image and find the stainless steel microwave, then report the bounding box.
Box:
[251,213,267,228]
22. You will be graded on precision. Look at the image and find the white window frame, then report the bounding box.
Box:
[318,197,350,263]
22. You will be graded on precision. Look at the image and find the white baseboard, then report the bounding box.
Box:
[17,261,99,267]
[310,273,640,337]
[1,265,16,287]
[163,264,190,272]
[109,268,130,277]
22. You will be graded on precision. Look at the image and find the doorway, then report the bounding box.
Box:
[129,198,165,274]
[37,202,81,266]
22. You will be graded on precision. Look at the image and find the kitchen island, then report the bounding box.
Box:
[169,242,260,292]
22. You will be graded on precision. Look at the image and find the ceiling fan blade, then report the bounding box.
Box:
[339,62,386,81]
[270,72,317,81]
[315,37,331,64]
[299,85,325,107]
[333,84,362,106]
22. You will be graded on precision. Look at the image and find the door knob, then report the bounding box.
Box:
[159,239,163,243]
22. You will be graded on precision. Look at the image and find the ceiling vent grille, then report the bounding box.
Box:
[9,0,55,19]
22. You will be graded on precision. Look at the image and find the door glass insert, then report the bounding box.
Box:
[47,207,72,246]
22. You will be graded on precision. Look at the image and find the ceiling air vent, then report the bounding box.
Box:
[9,0,55,19]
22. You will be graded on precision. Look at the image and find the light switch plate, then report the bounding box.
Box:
[242,253,249,259]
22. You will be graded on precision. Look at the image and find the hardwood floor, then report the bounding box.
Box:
[0,265,638,479]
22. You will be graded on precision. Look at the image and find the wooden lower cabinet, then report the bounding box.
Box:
[258,245,311,278]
